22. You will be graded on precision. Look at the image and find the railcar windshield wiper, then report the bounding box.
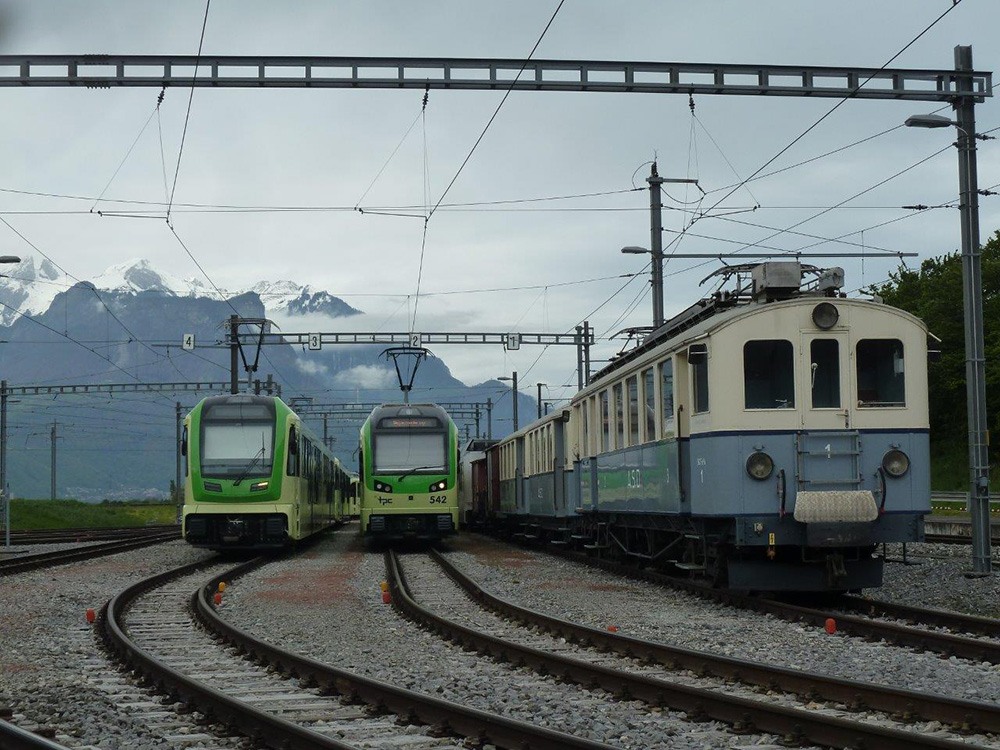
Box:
[233,439,267,486]
[395,465,445,482]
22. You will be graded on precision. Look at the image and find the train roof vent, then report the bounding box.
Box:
[751,261,802,301]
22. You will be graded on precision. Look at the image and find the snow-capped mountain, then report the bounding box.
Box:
[0,256,361,325]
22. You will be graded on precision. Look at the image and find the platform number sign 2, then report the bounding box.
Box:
[182,333,195,351]
[308,333,322,351]
[410,333,422,348]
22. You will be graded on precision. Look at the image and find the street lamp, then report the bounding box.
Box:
[904,45,991,574]
[621,245,664,329]
[497,372,518,431]
[0,256,20,265]
[535,382,547,420]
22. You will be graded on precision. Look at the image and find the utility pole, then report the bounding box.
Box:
[229,314,239,395]
[486,397,493,440]
[474,404,481,439]
[576,325,584,390]
[954,45,991,574]
[323,414,329,450]
[648,163,666,329]
[536,383,546,420]
[175,402,182,522]
[1,380,8,549]
[512,371,519,432]
[583,321,592,386]
[50,421,57,501]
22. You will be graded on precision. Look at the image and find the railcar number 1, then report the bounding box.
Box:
[429,495,448,504]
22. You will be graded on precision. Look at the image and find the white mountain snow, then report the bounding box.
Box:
[0,256,359,326]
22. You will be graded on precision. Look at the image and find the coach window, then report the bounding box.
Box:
[600,390,611,452]
[613,383,624,450]
[642,368,656,442]
[626,376,639,447]
[857,339,905,407]
[659,359,676,435]
[744,340,795,409]
[580,402,589,458]
[690,345,710,414]
[810,339,841,408]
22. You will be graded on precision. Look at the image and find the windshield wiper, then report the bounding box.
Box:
[233,442,267,487]
[395,465,444,482]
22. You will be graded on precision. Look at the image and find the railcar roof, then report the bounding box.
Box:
[367,402,453,424]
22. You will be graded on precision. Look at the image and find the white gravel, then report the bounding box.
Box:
[223,528,798,749]
[0,540,234,749]
[439,535,1000,708]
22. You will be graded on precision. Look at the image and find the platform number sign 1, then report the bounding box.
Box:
[182,333,195,351]
[506,333,521,351]
[308,333,322,351]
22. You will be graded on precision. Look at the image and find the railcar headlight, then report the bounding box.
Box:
[249,481,269,492]
[374,481,393,493]
[746,452,774,481]
[812,302,839,330]
[428,480,447,492]
[882,450,910,477]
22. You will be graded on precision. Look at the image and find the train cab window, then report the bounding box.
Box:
[810,339,841,408]
[613,383,624,450]
[659,359,675,435]
[600,390,611,452]
[743,340,795,409]
[857,339,905,407]
[642,368,656,442]
[690,345,710,414]
[627,376,639,447]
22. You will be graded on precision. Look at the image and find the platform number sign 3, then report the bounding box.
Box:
[308,333,322,351]
[182,333,195,351]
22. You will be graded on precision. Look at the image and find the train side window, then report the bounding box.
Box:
[659,359,675,435]
[642,368,656,442]
[580,403,589,458]
[600,391,611,452]
[287,426,299,476]
[613,383,624,450]
[857,339,905,407]
[744,340,795,409]
[810,339,841,408]
[589,396,598,455]
[182,426,189,476]
[690,344,710,414]
[626,376,639,447]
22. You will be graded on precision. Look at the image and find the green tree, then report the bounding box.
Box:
[869,230,1000,489]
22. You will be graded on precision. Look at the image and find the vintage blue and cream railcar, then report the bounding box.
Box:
[483,263,932,591]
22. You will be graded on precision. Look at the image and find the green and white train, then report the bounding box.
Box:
[358,403,459,539]
[182,394,349,549]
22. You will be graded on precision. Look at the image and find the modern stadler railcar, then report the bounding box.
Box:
[182,394,348,549]
[476,262,932,592]
[358,403,460,539]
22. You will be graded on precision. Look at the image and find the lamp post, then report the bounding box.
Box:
[536,383,547,420]
[622,245,663,330]
[905,45,991,574]
[1,255,19,550]
[498,372,518,432]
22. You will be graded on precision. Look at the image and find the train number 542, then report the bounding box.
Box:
[429,495,449,504]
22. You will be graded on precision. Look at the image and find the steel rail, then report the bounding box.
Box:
[428,548,1000,734]
[0,531,179,577]
[190,558,614,750]
[0,719,71,750]
[837,594,1000,639]
[537,544,1000,665]
[7,525,178,545]
[387,550,981,750]
[101,557,356,750]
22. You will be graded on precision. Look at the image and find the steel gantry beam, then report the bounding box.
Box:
[0,380,280,397]
[233,331,591,348]
[0,55,991,102]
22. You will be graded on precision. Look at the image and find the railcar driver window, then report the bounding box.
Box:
[857,339,905,407]
[743,340,795,409]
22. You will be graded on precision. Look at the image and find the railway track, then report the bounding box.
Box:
[0,530,180,577]
[99,554,615,750]
[6,524,178,546]
[524,541,1000,665]
[388,548,992,750]
[0,717,69,750]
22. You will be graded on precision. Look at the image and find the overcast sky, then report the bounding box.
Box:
[1,1,998,406]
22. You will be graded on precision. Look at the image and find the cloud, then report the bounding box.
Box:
[295,358,329,376]
[332,364,396,389]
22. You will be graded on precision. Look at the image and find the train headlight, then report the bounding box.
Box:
[374,481,393,493]
[249,481,269,492]
[428,480,447,492]
[812,302,839,330]
[746,452,774,481]
[882,450,910,477]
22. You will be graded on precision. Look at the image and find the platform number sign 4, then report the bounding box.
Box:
[308,333,322,351]
[182,333,195,351]
[506,333,521,351]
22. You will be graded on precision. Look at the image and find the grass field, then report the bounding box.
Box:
[7,499,177,530]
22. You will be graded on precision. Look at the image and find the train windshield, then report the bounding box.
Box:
[373,433,447,475]
[200,402,275,478]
